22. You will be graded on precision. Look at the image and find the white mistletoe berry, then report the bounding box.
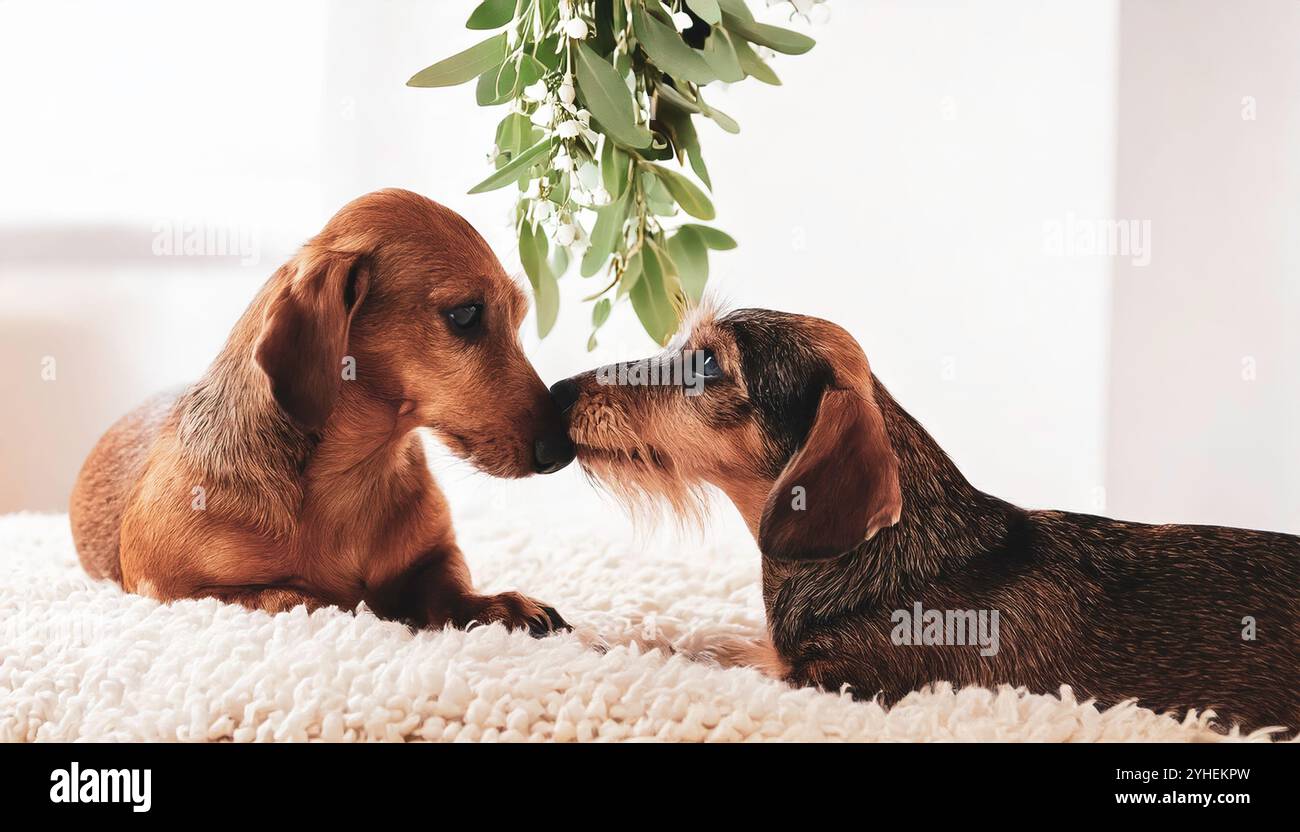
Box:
[576,161,601,190]
[552,149,575,172]
[530,102,554,127]
[671,11,693,32]
[522,81,548,102]
[564,18,589,40]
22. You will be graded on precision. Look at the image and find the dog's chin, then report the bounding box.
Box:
[438,430,532,478]
[476,457,534,479]
[574,442,709,525]
[470,446,535,479]
[575,442,669,471]
[574,441,667,489]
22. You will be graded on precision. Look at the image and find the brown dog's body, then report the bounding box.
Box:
[557,307,1300,733]
[70,189,571,633]
[756,381,1300,733]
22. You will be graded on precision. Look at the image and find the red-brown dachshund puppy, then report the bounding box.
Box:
[70,188,573,634]
[553,305,1300,733]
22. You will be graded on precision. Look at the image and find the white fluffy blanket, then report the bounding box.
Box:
[0,471,1277,742]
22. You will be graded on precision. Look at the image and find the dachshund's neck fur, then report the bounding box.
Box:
[856,381,1021,590]
[174,281,417,538]
[755,380,1022,617]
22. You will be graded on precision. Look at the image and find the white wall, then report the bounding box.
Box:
[0,0,328,230]
[4,0,1250,532]
[325,0,1120,515]
[670,1,1119,514]
[1106,0,1300,533]
[316,0,1127,543]
[0,0,330,511]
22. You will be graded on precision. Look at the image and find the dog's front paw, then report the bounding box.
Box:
[456,591,570,638]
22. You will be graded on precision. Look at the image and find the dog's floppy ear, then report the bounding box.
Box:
[254,248,370,431]
[758,351,902,562]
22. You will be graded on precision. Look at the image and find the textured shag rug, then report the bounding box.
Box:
[0,469,1281,742]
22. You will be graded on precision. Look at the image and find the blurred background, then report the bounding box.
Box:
[1,0,1297,536]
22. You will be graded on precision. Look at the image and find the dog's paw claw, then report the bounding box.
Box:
[457,592,569,638]
[540,605,571,633]
[526,614,552,638]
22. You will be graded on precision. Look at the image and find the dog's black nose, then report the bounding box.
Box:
[549,378,581,414]
[533,435,574,474]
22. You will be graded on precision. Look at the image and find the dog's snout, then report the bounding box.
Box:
[533,434,574,474]
[549,378,581,414]
[530,380,580,474]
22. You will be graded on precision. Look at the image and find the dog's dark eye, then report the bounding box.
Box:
[700,349,723,379]
[447,303,483,330]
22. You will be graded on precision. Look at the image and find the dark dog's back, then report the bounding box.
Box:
[996,510,1298,732]
[69,389,180,583]
[560,306,1300,733]
[761,383,1300,735]
[765,505,1300,734]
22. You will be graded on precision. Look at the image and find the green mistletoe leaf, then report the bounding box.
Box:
[407,33,507,87]
[646,163,715,220]
[630,245,679,345]
[582,191,629,277]
[574,42,652,149]
[685,0,722,25]
[720,13,815,56]
[668,226,709,303]
[466,0,516,31]
[467,136,552,194]
[632,5,716,85]
[681,224,738,250]
[733,36,781,85]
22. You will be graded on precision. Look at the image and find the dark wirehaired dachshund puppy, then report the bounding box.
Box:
[553,305,1300,735]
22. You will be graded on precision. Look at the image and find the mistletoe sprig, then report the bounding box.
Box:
[408,0,815,347]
